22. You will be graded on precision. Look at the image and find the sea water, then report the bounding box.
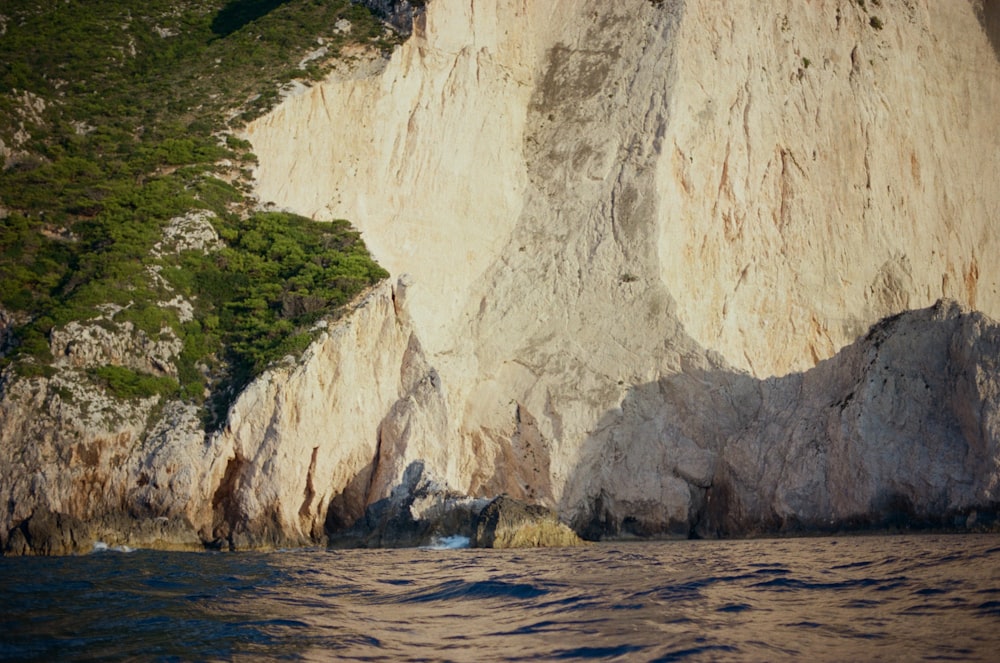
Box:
[2,534,999,661]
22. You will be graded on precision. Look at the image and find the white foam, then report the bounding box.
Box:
[92,541,135,553]
[423,535,471,550]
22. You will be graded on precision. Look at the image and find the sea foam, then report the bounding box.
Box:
[423,535,470,550]
[92,541,135,554]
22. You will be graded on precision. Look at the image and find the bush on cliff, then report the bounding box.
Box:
[0,0,396,420]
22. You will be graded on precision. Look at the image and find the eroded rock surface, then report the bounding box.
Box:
[3,0,1000,554]
[473,495,584,549]
[570,300,1000,539]
[242,0,1000,543]
[358,0,427,36]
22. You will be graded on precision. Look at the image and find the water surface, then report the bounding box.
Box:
[2,534,999,661]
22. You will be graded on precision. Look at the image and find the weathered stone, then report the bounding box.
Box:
[473,495,584,549]
[698,300,1000,537]
[357,0,427,36]
[150,210,223,258]
[3,0,1000,554]
[330,460,488,548]
[244,0,1000,545]
[49,320,183,377]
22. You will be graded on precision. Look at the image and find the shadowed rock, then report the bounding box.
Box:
[473,496,584,549]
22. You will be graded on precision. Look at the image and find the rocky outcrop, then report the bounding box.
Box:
[473,495,584,548]
[3,0,1000,553]
[570,300,1000,539]
[357,0,427,36]
[0,278,427,554]
[0,308,22,359]
[329,460,488,548]
[49,320,183,377]
[716,299,1000,534]
[0,363,187,554]
[150,210,223,258]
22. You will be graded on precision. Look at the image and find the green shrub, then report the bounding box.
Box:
[90,365,179,400]
[13,362,58,380]
[201,211,388,378]
[0,0,394,421]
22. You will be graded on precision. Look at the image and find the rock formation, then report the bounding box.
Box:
[243,0,1000,539]
[358,0,427,36]
[3,0,1000,554]
[473,495,585,548]
[574,299,1000,539]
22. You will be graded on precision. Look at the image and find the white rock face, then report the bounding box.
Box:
[198,279,432,547]
[251,0,1000,373]
[245,0,1000,534]
[4,0,1000,553]
[0,280,426,552]
[659,0,1000,376]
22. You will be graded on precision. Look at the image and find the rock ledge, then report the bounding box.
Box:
[473,496,585,549]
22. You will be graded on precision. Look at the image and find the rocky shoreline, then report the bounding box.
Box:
[4,0,1000,555]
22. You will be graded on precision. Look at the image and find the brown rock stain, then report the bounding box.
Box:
[966,256,980,309]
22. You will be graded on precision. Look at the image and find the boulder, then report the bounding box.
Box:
[473,496,585,549]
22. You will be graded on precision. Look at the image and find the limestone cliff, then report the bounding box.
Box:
[244,0,1000,538]
[1,279,426,553]
[3,0,1000,554]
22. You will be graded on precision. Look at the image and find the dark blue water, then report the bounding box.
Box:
[2,534,999,661]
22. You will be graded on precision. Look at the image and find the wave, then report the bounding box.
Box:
[398,578,550,603]
[6,535,999,661]
[92,541,135,554]
[421,535,470,550]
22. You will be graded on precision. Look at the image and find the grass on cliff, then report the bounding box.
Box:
[0,0,395,423]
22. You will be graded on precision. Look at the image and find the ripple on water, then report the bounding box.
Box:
[3,535,1000,661]
[396,578,550,603]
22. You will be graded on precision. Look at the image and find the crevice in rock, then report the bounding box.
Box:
[209,454,246,550]
[298,446,319,522]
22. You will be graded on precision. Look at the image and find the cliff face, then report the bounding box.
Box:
[3,0,1000,553]
[251,0,1000,375]
[1,282,421,553]
[244,0,1000,537]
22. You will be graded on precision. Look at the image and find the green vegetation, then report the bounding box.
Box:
[855,0,884,30]
[0,0,395,423]
[173,211,388,416]
[90,365,179,401]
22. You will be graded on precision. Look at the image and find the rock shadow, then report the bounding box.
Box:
[327,460,487,548]
[356,0,427,36]
[564,363,759,541]
[975,0,1000,63]
[211,0,293,37]
[565,300,1000,541]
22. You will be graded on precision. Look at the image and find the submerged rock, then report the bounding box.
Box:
[473,496,584,549]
